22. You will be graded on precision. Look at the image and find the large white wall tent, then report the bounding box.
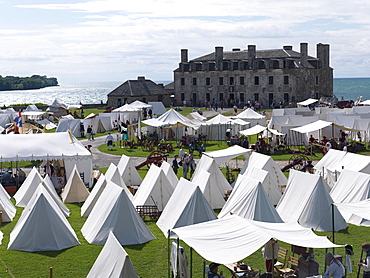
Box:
[233,108,266,127]
[156,178,217,237]
[81,181,155,245]
[56,119,82,138]
[276,170,347,232]
[133,165,174,211]
[83,118,106,134]
[330,170,370,226]
[172,215,340,265]
[0,132,93,187]
[8,186,80,252]
[86,232,140,278]
[218,175,283,223]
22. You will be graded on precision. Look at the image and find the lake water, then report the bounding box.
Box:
[0,78,369,106]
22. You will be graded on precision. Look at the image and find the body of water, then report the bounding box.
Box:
[0,78,368,106]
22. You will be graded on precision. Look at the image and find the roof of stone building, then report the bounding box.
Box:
[108,77,169,97]
[192,49,316,62]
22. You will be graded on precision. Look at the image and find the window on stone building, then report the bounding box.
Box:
[240,93,245,102]
[181,77,185,86]
[192,77,197,86]
[181,93,185,102]
[284,75,289,85]
[219,77,224,85]
[315,91,319,99]
[233,62,239,70]
[223,61,229,70]
[316,76,319,86]
[269,76,274,85]
[269,93,274,106]
[254,76,260,85]
[240,76,245,85]
[284,93,289,103]
[219,92,224,101]
[229,77,234,85]
[254,93,259,102]
[158,95,163,102]
[206,77,211,86]
[206,93,211,101]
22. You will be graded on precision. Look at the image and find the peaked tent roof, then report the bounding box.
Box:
[172,215,342,265]
[218,175,283,222]
[203,145,252,166]
[191,155,232,194]
[86,232,140,278]
[334,199,370,225]
[81,174,106,217]
[241,152,287,188]
[192,169,227,209]
[61,165,90,203]
[277,170,347,231]
[241,167,282,206]
[133,165,174,211]
[330,170,370,226]
[205,114,234,125]
[297,98,318,106]
[112,103,142,112]
[8,186,80,252]
[235,108,266,119]
[156,178,217,237]
[160,161,179,188]
[117,154,143,186]
[0,183,16,222]
[81,181,155,245]
[130,100,152,109]
[105,163,133,201]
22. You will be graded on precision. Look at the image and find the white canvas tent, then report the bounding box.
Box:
[86,232,139,278]
[56,119,81,137]
[148,101,166,115]
[240,152,287,189]
[297,98,318,106]
[202,145,251,166]
[218,175,283,222]
[81,174,106,217]
[105,163,133,200]
[133,165,174,211]
[83,118,106,134]
[172,215,342,264]
[192,169,227,209]
[117,154,143,186]
[191,155,232,199]
[0,132,93,187]
[334,199,370,226]
[156,178,217,237]
[276,170,347,232]
[81,181,155,245]
[8,186,80,252]
[61,165,90,203]
[160,161,179,188]
[171,241,189,278]
[233,108,266,127]
[330,170,370,226]
[0,183,16,222]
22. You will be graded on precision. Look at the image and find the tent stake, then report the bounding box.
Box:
[50,267,53,278]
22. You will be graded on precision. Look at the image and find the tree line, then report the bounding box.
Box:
[0,75,58,91]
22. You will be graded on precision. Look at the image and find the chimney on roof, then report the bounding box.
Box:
[283,45,293,51]
[181,49,188,63]
[215,46,223,70]
[317,43,330,68]
[232,48,241,51]
[138,76,145,81]
[248,45,256,69]
[300,42,308,67]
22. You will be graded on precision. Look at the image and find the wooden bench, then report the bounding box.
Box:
[276,256,299,277]
[274,247,289,269]
[136,205,160,221]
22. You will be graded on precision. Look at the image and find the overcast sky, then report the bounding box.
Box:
[1,0,370,83]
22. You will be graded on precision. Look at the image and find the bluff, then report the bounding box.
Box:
[0,75,58,91]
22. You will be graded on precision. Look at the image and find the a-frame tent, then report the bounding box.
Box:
[105,163,133,201]
[81,181,155,245]
[241,167,282,206]
[61,165,90,203]
[117,154,142,186]
[81,174,106,217]
[218,175,283,223]
[192,169,227,209]
[86,232,139,278]
[160,161,179,188]
[276,170,347,231]
[191,155,232,195]
[156,178,217,237]
[133,165,174,211]
[8,186,80,252]
[56,119,81,137]
[330,169,370,226]
[0,183,16,222]
[240,152,287,190]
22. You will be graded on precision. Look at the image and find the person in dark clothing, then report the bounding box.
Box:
[358,243,370,278]
[172,155,179,175]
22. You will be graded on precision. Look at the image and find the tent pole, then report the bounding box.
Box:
[190,247,193,278]
[176,237,180,278]
[168,230,171,278]
[203,260,206,278]
[332,203,335,253]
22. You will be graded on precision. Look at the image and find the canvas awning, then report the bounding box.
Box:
[239,124,266,136]
[334,199,370,220]
[297,98,318,106]
[291,120,361,134]
[172,215,342,264]
[203,145,252,165]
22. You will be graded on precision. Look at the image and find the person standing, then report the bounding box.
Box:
[188,151,196,178]
[358,243,370,278]
[262,238,279,273]
[183,153,190,179]
[179,146,185,161]
[87,125,94,141]
[323,252,345,278]
[172,155,179,175]
[105,133,114,151]
[80,122,85,137]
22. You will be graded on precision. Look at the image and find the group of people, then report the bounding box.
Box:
[309,130,351,154]
[171,146,196,179]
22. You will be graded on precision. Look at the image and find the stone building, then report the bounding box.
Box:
[107,76,171,107]
[173,43,333,108]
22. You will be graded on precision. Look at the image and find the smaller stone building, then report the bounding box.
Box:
[107,76,171,107]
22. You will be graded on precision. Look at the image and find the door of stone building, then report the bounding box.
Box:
[192,93,197,106]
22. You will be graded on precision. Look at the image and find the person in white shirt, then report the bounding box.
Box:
[105,133,114,150]
[323,252,345,278]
